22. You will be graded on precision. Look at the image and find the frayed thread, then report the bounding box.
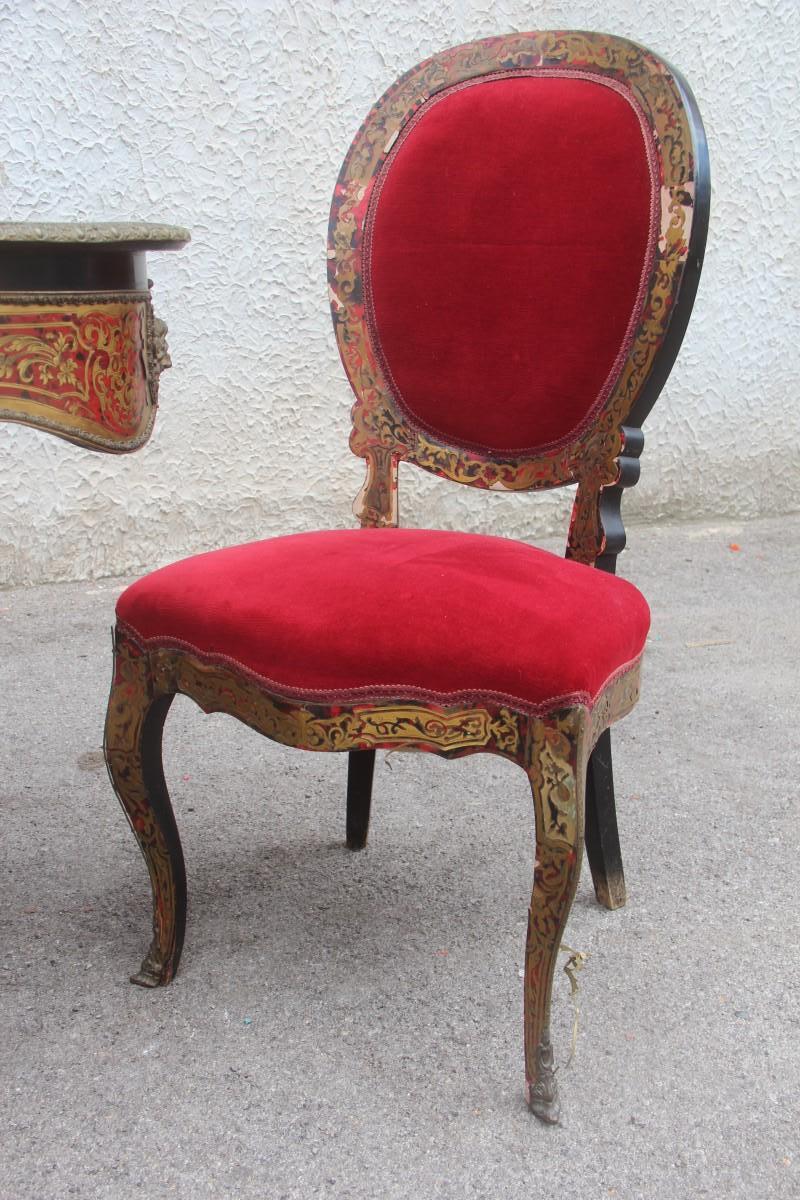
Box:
[560,942,589,1068]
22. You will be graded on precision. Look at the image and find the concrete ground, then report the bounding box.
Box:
[1,514,798,1200]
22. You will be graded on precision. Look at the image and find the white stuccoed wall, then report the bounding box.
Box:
[0,0,797,585]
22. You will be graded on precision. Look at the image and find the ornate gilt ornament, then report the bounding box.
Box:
[0,290,169,451]
[525,1030,560,1124]
[145,296,172,407]
[0,221,188,451]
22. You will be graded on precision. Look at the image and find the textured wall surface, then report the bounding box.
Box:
[1,0,798,585]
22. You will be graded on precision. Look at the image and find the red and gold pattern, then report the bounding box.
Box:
[327,31,698,563]
[105,623,641,1120]
[0,292,164,452]
[106,34,704,1122]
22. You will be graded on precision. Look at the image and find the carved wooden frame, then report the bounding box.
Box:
[0,221,187,452]
[0,290,169,452]
[327,30,709,565]
[105,32,708,1123]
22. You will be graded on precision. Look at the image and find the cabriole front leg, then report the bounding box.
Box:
[104,630,185,988]
[523,714,586,1123]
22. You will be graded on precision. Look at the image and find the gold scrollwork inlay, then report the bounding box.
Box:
[141,642,523,760]
[529,715,582,848]
[328,31,699,567]
[0,295,154,450]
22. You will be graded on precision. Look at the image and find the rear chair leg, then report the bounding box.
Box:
[584,729,626,910]
[104,632,186,987]
[346,749,375,849]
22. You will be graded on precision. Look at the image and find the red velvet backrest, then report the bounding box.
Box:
[365,72,657,456]
[328,33,706,550]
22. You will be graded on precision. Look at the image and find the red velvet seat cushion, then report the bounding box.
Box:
[117,529,649,713]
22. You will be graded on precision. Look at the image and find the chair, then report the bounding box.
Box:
[104,31,709,1123]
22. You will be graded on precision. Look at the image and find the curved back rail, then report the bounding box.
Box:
[327,31,709,566]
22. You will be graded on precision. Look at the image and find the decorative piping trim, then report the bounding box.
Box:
[116,620,643,718]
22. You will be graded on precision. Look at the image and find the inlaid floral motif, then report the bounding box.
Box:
[0,292,170,451]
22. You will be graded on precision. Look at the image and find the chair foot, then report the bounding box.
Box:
[525,1031,560,1124]
[592,871,626,911]
[130,938,175,988]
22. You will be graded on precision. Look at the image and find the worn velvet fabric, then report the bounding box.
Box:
[117,528,650,711]
[365,73,656,454]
